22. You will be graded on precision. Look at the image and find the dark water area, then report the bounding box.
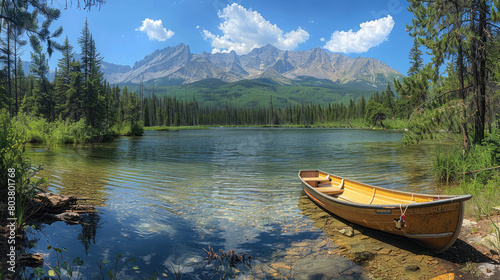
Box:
[24,128,439,279]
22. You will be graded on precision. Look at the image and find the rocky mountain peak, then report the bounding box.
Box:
[102,43,403,87]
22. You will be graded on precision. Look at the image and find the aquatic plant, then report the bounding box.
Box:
[202,246,253,279]
[32,246,84,279]
[203,246,252,266]
[95,253,138,280]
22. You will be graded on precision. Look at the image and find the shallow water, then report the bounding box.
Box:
[25,128,438,278]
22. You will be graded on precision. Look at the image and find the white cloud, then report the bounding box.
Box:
[202,3,309,54]
[320,37,325,42]
[136,18,174,41]
[324,15,394,53]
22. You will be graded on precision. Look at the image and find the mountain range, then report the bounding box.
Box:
[101,43,404,88]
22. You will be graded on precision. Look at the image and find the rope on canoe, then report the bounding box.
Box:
[396,194,415,229]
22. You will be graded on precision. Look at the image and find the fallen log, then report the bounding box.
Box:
[463,165,500,175]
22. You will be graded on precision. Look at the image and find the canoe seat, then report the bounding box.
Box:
[302,177,331,183]
[303,176,331,188]
[317,186,344,195]
[317,179,345,195]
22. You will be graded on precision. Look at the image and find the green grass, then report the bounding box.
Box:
[10,113,121,144]
[310,118,407,130]
[144,118,409,130]
[437,130,500,217]
[447,173,500,218]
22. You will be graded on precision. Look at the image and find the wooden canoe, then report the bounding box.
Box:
[299,170,472,253]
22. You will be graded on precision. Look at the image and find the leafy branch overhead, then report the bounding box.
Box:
[0,0,104,57]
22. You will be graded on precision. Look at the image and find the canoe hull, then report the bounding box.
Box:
[299,170,470,253]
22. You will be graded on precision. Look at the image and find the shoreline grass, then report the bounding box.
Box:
[143,118,409,130]
[435,130,500,218]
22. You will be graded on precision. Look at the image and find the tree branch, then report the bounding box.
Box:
[411,84,473,117]
[463,165,500,175]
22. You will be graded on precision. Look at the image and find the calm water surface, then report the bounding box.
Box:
[25,128,438,278]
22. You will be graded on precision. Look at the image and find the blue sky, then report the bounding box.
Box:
[29,0,420,76]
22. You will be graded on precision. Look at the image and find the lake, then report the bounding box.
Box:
[25,128,438,279]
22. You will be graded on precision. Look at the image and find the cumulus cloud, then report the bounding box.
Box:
[202,3,309,54]
[324,15,394,53]
[136,18,174,41]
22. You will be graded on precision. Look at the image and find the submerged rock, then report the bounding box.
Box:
[339,226,354,237]
[377,248,392,255]
[405,264,420,272]
[352,251,375,264]
[293,256,366,280]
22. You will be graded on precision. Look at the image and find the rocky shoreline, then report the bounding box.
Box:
[219,199,500,280]
[294,195,500,280]
[0,192,96,277]
[2,192,499,279]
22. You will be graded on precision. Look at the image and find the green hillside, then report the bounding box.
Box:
[120,77,391,109]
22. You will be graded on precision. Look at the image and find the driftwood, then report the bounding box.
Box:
[18,253,44,267]
[463,165,500,175]
[345,118,354,128]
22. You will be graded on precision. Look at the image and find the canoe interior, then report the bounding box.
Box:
[299,170,454,205]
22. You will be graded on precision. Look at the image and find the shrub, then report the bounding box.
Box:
[433,132,499,183]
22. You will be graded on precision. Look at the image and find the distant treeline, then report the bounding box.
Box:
[140,83,410,127]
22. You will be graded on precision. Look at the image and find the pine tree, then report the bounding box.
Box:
[407,0,499,145]
[365,94,389,128]
[77,20,104,128]
[30,40,53,120]
[53,37,75,118]
[87,34,104,127]
[407,38,423,77]
[357,96,366,119]
[383,83,396,117]
[64,60,84,120]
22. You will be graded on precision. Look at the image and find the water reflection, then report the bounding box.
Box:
[78,213,102,254]
[25,128,437,279]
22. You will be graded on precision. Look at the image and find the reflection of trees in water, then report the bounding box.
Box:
[77,213,102,254]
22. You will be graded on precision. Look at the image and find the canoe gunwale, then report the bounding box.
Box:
[298,170,472,210]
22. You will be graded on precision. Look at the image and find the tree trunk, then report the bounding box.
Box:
[378,113,385,128]
[474,0,487,144]
[452,0,470,151]
[457,36,470,151]
[13,27,18,116]
[7,22,12,116]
